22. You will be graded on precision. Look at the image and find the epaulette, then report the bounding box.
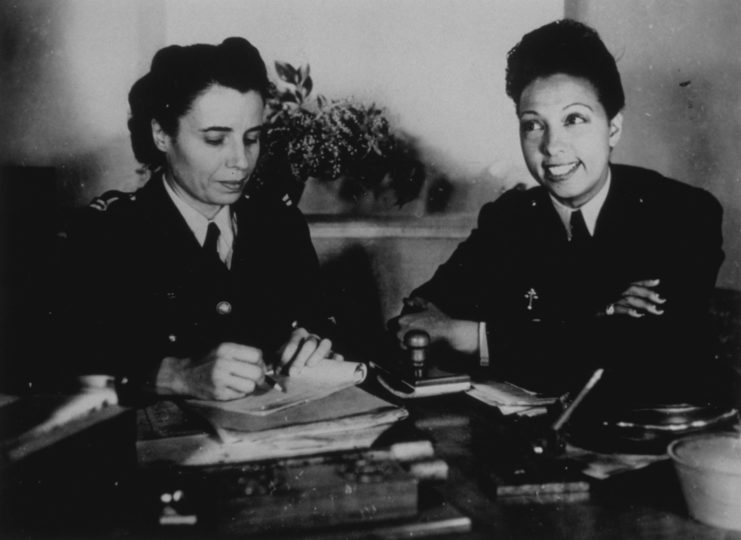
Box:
[88,190,137,212]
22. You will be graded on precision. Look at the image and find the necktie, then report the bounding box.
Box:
[569,209,591,248]
[203,222,222,264]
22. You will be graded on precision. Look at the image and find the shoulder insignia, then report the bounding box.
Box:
[88,190,136,212]
[281,193,294,207]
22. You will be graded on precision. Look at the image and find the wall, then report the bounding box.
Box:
[0,0,166,204]
[1,0,560,209]
[162,0,560,212]
[566,0,741,290]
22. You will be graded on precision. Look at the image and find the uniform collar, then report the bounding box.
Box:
[162,176,235,253]
[549,168,612,238]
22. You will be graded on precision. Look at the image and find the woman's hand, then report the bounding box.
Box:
[392,297,478,354]
[156,342,267,401]
[278,327,336,376]
[603,278,666,319]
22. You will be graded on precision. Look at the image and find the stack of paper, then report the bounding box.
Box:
[139,359,407,466]
[467,381,558,416]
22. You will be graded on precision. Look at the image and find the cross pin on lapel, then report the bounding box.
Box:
[524,288,539,311]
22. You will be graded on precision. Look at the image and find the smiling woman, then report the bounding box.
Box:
[393,19,729,409]
[517,74,622,209]
[53,37,337,403]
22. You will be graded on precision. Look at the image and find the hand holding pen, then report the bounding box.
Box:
[277,326,336,376]
[256,369,286,393]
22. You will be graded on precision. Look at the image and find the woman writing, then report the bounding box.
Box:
[57,38,334,402]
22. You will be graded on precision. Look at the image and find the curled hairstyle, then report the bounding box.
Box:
[128,37,269,171]
[505,19,625,119]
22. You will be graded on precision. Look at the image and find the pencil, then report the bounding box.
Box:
[551,368,604,432]
[264,373,286,393]
[255,370,286,393]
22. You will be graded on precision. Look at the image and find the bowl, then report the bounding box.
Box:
[668,432,741,530]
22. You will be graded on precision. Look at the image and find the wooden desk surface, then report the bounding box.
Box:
[386,393,741,540]
[136,391,741,540]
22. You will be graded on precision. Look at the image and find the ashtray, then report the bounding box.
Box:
[567,404,739,454]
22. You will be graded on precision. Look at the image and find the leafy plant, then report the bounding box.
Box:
[254,61,425,207]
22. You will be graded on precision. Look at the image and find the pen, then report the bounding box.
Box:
[257,371,286,393]
[551,368,604,432]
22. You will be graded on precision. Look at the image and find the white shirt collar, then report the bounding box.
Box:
[162,177,235,265]
[550,168,611,238]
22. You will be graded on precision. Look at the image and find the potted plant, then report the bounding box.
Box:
[252,61,425,213]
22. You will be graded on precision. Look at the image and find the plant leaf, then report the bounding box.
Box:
[301,76,313,97]
[286,63,300,84]
[299,63,310,82]
[281,91,298,103]
[275,61,293,83]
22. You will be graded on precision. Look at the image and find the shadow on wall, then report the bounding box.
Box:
[710,288,741,410]
[56,136,144,208]
[319,244,395,362]
[621,65,741,291]
[0,166,68,393]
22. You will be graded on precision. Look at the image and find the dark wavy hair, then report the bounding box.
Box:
[505,19,625,119]
[128,37,270,171]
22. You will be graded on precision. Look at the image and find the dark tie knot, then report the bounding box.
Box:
[204,222,221,256]
[569,209,591,246]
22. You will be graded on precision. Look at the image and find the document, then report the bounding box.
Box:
[142,360,406,465]
[180,359,401,436]
[188,358,367,417]
[467,380,558,416]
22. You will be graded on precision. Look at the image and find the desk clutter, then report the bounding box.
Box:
[135,360,472,537]
[140,441,469,536]
[373,330,472,398]
[467,380,557,416]
[138,364,409,466]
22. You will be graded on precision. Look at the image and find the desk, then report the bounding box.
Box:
[389,394,741,540]
[134,389,741,540]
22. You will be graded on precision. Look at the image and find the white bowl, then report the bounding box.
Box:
[668,432,741,530]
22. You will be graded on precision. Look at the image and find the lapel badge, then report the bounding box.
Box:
[524,288,539,311]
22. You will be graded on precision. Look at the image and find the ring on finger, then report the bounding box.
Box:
[305,334,321,343]
[605,303,616,316]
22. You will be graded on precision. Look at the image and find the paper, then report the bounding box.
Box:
[377,373,470,399]
[467,381,558,416]
[137,409,406,466]
[565,444,668,479]
[141,387,407,466]
[190,358,367,417]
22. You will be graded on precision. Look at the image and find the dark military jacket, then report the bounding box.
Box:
[412,164,725,403]
[55,175,327,395]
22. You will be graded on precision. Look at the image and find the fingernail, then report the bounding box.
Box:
[649,306,664,315]
[629,309,645,318]
[654,295,666,304]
